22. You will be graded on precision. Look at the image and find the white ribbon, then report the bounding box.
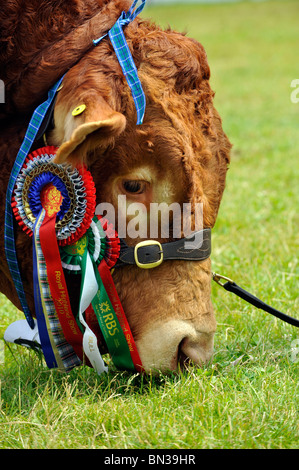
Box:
[78,252,108,375]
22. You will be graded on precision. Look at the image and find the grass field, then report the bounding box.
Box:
[0,1,298,450]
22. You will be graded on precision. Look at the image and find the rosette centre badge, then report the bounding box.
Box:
[40,184,64,218]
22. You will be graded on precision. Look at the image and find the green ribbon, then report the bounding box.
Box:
[61,219,135,371]
[91,265,135,371]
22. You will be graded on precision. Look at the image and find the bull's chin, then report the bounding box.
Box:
[135,320,215,374]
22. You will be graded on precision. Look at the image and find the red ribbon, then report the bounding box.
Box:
[39,212,84,361]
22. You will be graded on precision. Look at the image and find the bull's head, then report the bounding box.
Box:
[48,23,231,372]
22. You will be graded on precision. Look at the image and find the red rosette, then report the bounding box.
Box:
[11,146,97,246]
[96,216,120,268]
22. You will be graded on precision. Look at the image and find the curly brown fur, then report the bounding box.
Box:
[0,0,131,116]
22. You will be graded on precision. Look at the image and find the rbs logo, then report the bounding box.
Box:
[103,312,119,336]
[290,79,299,103]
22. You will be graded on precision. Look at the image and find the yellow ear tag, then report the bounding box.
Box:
[72,104,86,116]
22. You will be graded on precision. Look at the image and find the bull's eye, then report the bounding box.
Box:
[122,180,146,194]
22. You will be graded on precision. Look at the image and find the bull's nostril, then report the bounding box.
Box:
[177,339,192,370]
[179,333,214,367]
[178,351,191,370]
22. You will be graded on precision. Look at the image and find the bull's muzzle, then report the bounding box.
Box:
[135,319,216,373]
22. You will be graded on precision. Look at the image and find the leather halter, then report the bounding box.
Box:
[116,229,211,269]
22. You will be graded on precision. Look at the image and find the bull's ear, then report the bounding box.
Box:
[51,95,126,165]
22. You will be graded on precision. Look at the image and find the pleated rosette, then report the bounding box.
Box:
[12,146,95,245]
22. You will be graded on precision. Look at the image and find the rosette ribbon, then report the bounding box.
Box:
[12,146,143,374]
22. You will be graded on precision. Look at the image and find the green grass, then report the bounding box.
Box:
[0,1,298,449]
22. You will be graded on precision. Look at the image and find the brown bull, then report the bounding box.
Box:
[0,0,231,372]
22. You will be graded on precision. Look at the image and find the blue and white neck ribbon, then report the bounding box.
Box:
[4,77,64,328]
[93,0,147,125]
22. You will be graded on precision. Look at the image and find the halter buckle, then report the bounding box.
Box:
[134,240,163,269]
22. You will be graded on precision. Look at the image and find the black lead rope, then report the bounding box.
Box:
[213,273,299,328]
